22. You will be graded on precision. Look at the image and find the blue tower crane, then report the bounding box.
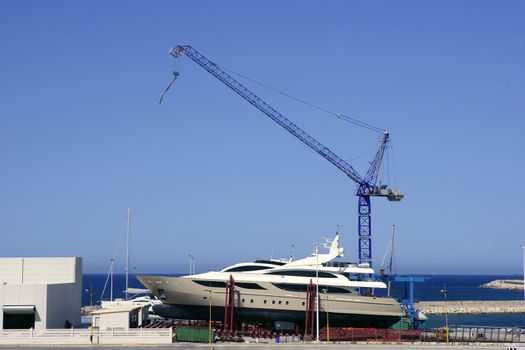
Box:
[170,45,403,265]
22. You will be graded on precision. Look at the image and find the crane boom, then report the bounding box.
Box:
[170,45,403,265]
[171,45,366,187]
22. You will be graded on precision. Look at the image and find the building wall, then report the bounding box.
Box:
[0,257,80,285]
[0,284,48,330]
[46,283,81,328]
[98,311,130,330]
[0,257,82,330]
[94,307,148,331]
[0,258,23,283]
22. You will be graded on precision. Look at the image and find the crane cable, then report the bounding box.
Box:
[159,71,180,104]
[216,64,395,186]
[162,57,394,184]
[217,64,385,134]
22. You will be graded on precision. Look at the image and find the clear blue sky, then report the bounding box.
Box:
[1,1,524,275]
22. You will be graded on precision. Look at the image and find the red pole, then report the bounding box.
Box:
[223,279,229,331]
[305,281,311,335]
[229,275,235,333]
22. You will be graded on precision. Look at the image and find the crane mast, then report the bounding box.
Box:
[170,45,403,265]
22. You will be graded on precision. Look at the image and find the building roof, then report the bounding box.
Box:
[0,257,81,285]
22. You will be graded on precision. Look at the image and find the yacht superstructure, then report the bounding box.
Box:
[136,234,404,328]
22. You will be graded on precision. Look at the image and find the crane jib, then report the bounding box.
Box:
[172,45,366,186]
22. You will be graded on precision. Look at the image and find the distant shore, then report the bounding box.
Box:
[416,300,524,314]
[480,279,524,291]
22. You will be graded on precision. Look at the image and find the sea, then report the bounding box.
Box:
[82,274,525,329]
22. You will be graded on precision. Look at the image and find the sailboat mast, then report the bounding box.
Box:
[110,257,114,301]
[126,206,131,301]
[389,224,395,275]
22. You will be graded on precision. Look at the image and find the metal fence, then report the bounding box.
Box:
[318,326,525,344]
[0,328,173,345]
[437,326,525,343]
[319,328,422,342]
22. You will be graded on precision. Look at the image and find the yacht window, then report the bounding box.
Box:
[278,300,281,305]
[250,299,254,303]
[242,298,245,303]
[285,301,289,305]
[272,300,275,304]
[235,282,266,290]
[324,261,354,268]
[264,300,267,304]
[267,270,337,278]
[320,286,354,294]
[193,281,227,288]
[273,283,352,294]
[272,283,307,292]
[157,289,167,300]
[223,265,273,272]
[254,260,286,266]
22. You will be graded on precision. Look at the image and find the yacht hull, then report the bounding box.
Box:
[137,275,404,329]
[153,303,400,328]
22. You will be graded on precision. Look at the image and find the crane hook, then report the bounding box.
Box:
[159,71,180,104]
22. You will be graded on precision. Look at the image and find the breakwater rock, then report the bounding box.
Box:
[416,300,524,314]
[480,279,524,291]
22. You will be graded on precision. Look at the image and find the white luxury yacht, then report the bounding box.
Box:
[136,234,404,328]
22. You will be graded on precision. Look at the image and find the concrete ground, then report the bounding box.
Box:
[0,343,522,350]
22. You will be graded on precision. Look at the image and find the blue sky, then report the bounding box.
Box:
[1,1,524,274]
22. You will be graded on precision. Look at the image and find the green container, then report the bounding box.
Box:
[175,326,213,343]
[391,317,411,330]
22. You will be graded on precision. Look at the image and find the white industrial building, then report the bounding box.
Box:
[0,257,82,330]
[92,304,149,331]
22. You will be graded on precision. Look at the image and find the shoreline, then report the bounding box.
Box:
[480,279,524,291]
[416,300,525,315]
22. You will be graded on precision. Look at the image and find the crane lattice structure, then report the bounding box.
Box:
[170,45,403,265]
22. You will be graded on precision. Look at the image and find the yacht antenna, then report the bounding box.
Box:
[321,239,332,250]
[125,206,131,301]
[290,244,294,262]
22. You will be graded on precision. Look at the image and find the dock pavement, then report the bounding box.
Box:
[1,343,522,350]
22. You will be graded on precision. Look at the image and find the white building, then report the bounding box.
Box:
[92,304,149,331]
[0,257,82,330]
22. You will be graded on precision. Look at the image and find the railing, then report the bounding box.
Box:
[319,326,525,344]
[319,328,422,342]
[0,328,173,344]
[440,326,525,343]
